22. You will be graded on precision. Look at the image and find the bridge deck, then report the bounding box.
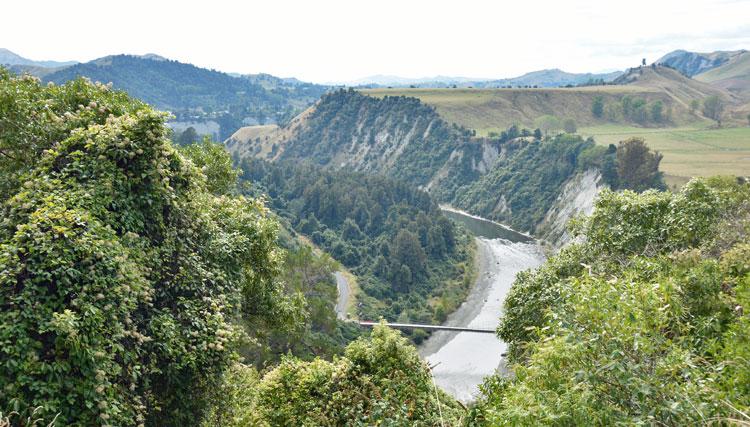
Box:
[358,321,495,334]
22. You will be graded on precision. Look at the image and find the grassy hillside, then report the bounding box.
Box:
[613,65,734,105]
[362,66,734,132]
[362,86,670,133]
[655,49,746,76]
[695,50,750,100]
[580,125,750,178]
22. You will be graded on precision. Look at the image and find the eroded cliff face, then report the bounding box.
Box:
[538,169,605,248]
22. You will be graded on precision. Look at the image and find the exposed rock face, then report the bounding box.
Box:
[538,169,604,248]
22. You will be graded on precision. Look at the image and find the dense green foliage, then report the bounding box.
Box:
[40,56,328,139]
[0,69,144,201]
[203,325,463,426]
[0,72,301,425]
[240,158,474,341]
[247,229,362,365]
[473,177,750,425]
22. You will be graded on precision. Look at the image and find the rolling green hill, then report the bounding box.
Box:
[695,50,750,100]
[655,49,746,77]
[362,86,667,133]
[363,65,734,133]
[40,54,329,139]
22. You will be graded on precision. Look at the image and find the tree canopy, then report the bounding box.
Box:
[0,71,300,425]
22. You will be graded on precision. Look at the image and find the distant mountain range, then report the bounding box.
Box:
[656,49,747,77]
[656,49,750,102]
[0,48,77,68]
[470,69,623,88]
[3,47,749,138]
[344,69,623,88]
[42,54,326,112]
[0,50,331,140]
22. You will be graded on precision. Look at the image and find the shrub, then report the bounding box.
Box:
[0,73,298,425]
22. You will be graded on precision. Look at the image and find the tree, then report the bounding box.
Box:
[616,137,665,192]
[563,118,577,133]
[341,218,364,240]
[702,95,724,125]
[649,100,664,123]
[591,95,604,118]
[390,230,426,281]
[534,115,561,136]
[689,99,700,114]
[533,128,543,139]
[746,113,750,126]
[474,178,750,425]
[177,126,199,145]
[181,137,240,195]
[251,325,464,425]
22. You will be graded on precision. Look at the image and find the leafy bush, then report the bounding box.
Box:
[476,177,750,424]
[0,73,299,425]
[255,325,464,425]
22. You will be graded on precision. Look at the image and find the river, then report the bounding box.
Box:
[419,208,546,403]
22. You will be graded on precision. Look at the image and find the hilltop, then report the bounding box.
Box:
[613,65,737,109]
[360,65,738,133]
[362,85,673,133]
[656,49,747,77]
[695,50,750,100]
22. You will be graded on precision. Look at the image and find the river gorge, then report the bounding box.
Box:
[419,208,546,402]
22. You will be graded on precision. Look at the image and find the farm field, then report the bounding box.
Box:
[579,124,750,178]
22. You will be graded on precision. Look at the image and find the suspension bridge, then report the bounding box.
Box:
[357,321,496,334]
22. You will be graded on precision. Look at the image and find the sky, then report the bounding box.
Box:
[4,0,750,83]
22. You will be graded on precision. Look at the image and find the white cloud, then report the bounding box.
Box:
[4,0,750,82]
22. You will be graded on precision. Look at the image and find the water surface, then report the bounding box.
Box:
[419,208,545,402]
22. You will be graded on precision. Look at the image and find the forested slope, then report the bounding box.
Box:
[42,55,329,139]
[240,158,474,340]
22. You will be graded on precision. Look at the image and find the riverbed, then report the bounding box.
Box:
[419,208,546,403]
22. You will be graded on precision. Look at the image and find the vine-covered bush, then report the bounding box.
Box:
[475,177,750,425]
[0,72,299,425]
[203,325,463,426]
